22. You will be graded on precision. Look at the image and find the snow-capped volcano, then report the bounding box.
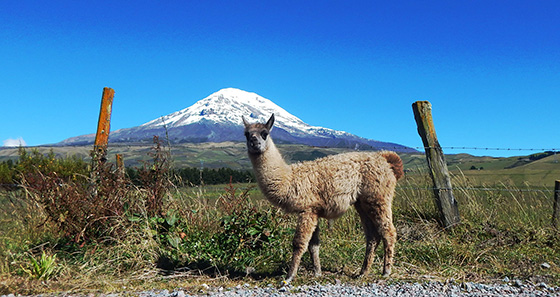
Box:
[140,88,350,139]
[59,88,414,152]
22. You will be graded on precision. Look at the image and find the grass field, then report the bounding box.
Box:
[0,145,559,295]
[1,178,559,294]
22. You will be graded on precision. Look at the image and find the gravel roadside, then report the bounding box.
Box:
[138,280,559,297]
[3,279,558,297]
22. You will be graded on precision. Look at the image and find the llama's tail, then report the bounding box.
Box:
[381,151,404,180]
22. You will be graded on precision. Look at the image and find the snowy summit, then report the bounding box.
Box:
[140,88,348,138]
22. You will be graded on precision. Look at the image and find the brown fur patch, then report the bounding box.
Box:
[381,151,404,180]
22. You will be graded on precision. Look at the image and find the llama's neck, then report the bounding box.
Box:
[249,140,291,200]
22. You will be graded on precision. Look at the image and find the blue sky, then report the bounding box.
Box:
[1,1,559,157]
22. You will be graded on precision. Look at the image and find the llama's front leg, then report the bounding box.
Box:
[308,224,321,277]
[284,211,318,284]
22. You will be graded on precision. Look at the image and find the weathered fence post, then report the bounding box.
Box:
[91,87,115,174]
[412,101,461,228]
[116,153,125,179]
[553,180,560,229]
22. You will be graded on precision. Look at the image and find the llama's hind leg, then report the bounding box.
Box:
[363,199,396,277]
[285,211,318,284]
[308,224,321,277]
[379,215,396,277]
[354,201,381,277]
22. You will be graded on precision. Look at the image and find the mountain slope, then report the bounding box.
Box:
[59,88,415,152]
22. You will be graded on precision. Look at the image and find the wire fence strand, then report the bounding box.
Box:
[1,144,559,152]
[415,146,560,152]
[397,186,558,193]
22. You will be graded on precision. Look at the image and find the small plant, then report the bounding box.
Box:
[22,251,58,280]
[137,136,171,217]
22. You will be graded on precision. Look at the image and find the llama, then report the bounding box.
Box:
[242,114,404,283]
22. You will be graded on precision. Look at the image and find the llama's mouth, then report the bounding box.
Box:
[248,146,263,154]
[247,141,263,154]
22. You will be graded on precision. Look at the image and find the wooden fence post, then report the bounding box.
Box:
[553,180,560,229]
[412,101,461,228]
[92,87,115,174]
[116,153,125,179]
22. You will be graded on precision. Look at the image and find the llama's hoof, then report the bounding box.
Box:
[354,272,366,279]
[355,269,368,279]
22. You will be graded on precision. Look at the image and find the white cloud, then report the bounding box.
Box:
[3,137,27,147]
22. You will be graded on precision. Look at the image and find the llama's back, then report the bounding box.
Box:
[294,151,402,178]
[289,151,402,218]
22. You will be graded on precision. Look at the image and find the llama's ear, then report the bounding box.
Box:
[265,114,275,131]
[242,116,249,128]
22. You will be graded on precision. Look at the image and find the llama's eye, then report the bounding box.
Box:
[260,131,268,139]
[244,132,250,139]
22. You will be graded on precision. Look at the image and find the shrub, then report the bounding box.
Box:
[20,156,128,243]
[156,182,290,276]
[16,148,89,181]
[0,160,16,189]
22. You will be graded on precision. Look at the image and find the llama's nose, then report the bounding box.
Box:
[249,137,258,147]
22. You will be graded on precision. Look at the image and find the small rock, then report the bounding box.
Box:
[201,283,210,290]
[541,262,551,269]
[175,290,186,297]
[461,282,473,292]
[502,276,510,283]
[537,282,548,289]
[513,279,523,287]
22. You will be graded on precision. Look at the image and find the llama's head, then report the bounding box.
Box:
[242,114,275,155]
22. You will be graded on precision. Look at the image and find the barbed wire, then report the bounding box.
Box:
[396,185,558,193]
[1,143,559,153]
[415,146,559,152]
[2,183,557,193]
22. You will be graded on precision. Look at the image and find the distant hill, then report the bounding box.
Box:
[58,88,416,153]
